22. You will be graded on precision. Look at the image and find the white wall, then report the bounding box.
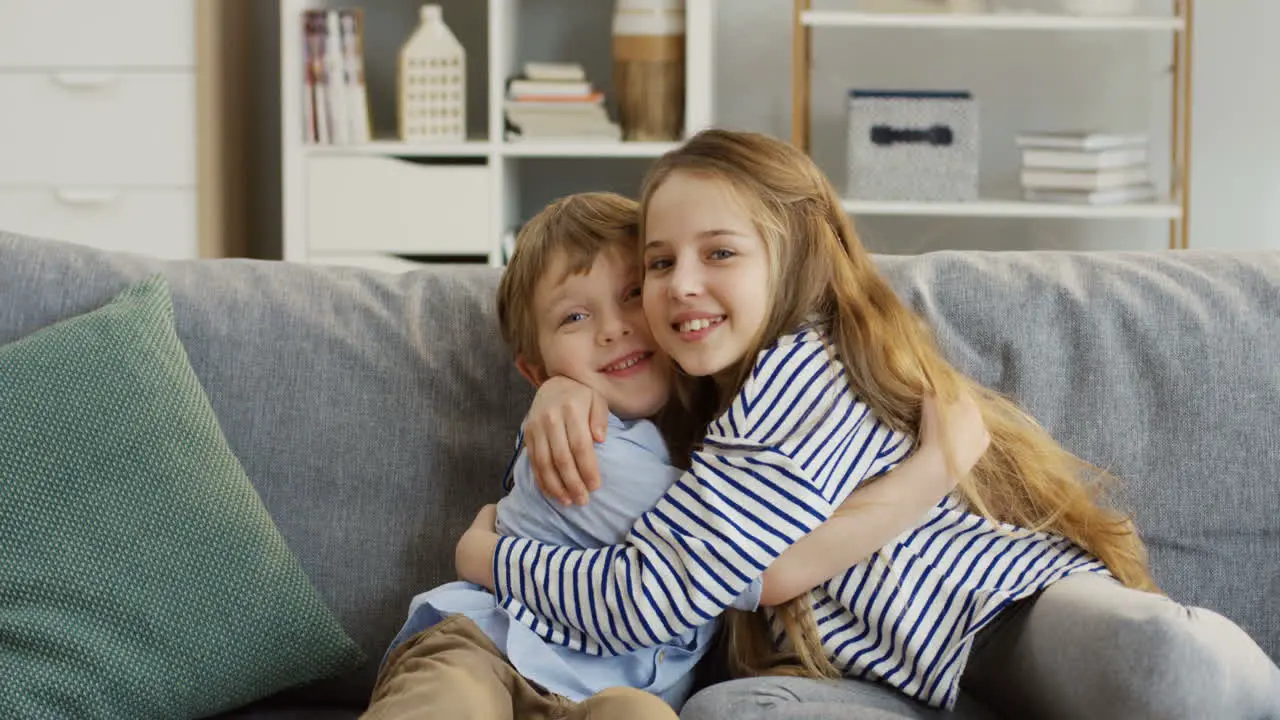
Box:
[1186,0,1280,250]
[246,0,1279,257]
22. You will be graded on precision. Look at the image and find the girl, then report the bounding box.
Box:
[456,129,1280,719]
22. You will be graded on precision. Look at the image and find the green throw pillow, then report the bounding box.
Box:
[0,275,364,718]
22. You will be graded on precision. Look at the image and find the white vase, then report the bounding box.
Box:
[398,4,467,143]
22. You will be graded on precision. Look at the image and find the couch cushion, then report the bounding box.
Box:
[0,274,364,718]
[876,249,1280,664]
[0,232,532,707]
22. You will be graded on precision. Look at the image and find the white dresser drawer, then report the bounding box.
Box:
[0,72,195,186]
[0,0,194,68]
[306,157,493,256]
[0,187,196,259]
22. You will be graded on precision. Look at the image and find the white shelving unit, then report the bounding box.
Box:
[792,2,1194,248]
[280,0,715,267]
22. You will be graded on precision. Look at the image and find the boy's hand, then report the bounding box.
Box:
[918,390,990,485]
[524,376,609,506]
[456,504,500,589]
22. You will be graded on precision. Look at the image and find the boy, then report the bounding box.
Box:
[362,192,744,720]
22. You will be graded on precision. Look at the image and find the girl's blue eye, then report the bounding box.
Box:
[562,311,586,326]
[647,258,672,271]
[710,248,736,260]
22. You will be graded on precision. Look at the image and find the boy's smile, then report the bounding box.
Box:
[523,247,671,420]
[599,349,656,377]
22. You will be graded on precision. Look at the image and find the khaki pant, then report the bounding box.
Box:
[361,614,679,720]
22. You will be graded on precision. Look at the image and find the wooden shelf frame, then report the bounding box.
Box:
[791,1,1195,248]
[800,10,1185,31]
[843,198,1182,220]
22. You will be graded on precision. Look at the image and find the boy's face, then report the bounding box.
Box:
[521,246,671,420]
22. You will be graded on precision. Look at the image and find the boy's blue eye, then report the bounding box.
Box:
[624,286,642,301]
[710,248,736,260]
[647,258,672,271]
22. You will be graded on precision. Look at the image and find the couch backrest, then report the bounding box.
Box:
[876,249,1280,664]
[2,233,1276,707]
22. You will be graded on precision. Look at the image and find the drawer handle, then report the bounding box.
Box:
[55,188,121,206]
[50,73,120,90]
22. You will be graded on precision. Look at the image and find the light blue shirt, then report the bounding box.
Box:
[386,414,762,710]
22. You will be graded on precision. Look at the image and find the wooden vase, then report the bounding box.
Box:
[612,0,685,142]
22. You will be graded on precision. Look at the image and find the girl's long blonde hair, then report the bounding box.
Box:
[638,129,1157,681]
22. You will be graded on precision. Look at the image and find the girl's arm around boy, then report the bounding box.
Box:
[457,340,989,654]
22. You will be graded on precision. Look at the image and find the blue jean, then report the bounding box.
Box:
[681,573,1280,720]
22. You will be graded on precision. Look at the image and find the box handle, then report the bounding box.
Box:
[871,124,954,147]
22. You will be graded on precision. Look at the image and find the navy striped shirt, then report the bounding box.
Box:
[493,327,1107,709]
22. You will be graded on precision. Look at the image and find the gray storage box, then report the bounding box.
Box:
[846,90,979,202]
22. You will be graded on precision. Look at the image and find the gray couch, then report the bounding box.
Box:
[2,231,1276,719]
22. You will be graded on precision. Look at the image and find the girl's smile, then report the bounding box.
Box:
[672,312,726,340]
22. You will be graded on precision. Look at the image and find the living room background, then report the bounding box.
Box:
[238,0,1279,259]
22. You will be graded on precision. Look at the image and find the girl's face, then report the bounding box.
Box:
[642,171,771,380]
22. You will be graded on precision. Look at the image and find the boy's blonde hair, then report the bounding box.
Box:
[496,192,641,368]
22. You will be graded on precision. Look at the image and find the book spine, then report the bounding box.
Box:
[340,9,372,143]
[323,10,349,145]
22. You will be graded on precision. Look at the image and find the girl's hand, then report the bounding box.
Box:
[918,390,990,485]
[524,376,609,506]
[455,504,500,590]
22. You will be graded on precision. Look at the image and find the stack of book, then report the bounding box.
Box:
[302,8,372,145]
[1016,131,1157,205]
[504,62,621,143]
